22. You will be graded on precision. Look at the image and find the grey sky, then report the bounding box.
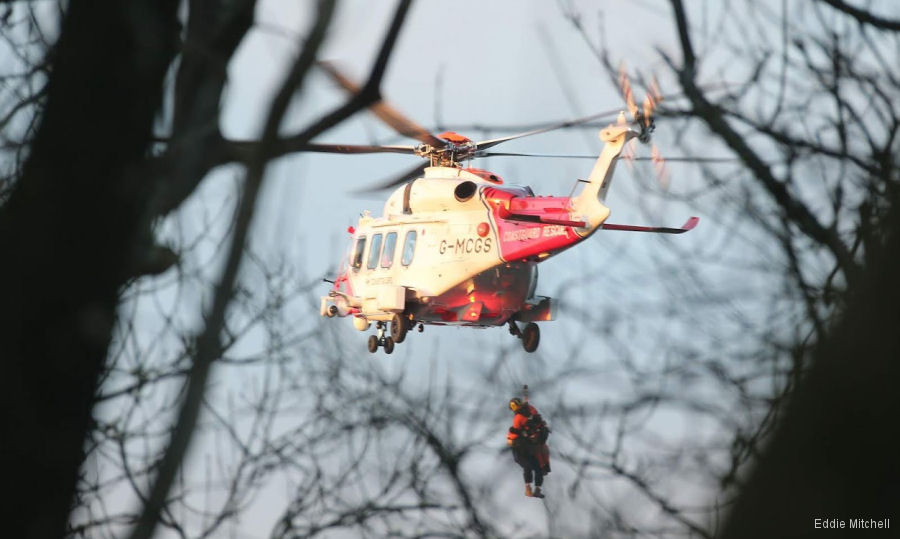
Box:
[91,1,792,536]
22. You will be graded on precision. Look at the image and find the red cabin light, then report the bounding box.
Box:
[347,226,355,234]
[477,222,489,237]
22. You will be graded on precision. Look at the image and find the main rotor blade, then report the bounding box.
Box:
[225,138,417,161]
[295,142,418,155]
[319,61,446,148]
[473,108,621,151]
[478,151,736,162]
[424,82,731,140]
[354,162,427,194]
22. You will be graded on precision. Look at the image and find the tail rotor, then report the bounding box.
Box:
[618,65,668,190]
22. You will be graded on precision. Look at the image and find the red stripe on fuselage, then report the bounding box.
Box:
[333,271,353,297]
[482,186,582,262]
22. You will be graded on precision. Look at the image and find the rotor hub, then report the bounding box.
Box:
[636,114,655,144]
[416,141,477,167]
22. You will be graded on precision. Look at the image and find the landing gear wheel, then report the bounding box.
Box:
[522,322,540,353]
[367,335,378,353]
[390,313,409,343]
[383,336,395,354]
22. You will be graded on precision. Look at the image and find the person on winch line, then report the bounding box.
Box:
[507,397,551,498]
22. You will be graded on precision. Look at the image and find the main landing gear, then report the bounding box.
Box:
[390,312,409,343]
[367,322,394,354]
[368,316,420,354]
[509,320,540,353]
[367,333,393,354]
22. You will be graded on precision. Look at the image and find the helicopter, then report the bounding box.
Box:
[313,63,699,354]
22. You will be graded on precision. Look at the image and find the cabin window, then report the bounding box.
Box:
[367,233,383,269]
[381,232,398,268]
[351,236,366,270]
[401,230,416,266]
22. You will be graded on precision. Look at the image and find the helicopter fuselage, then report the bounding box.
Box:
[321,164,612,331]
[309,62,695,353]
[319,120,697,354]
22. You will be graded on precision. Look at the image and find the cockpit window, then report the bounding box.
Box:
[351,236,366,270]
[381,232,397,268]
[401,230,416,266]
[367,233,383,270]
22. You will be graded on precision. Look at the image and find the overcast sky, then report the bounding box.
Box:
[212,0,702,297]
[141,2,751,536]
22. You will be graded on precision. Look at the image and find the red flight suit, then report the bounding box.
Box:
[507,404,550,473]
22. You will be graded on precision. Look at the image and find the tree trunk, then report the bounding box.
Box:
[0,2,178,536]
[721,204,900,537]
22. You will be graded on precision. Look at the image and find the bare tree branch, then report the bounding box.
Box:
[126,1,337,537]
[664,0,861,285]
[817,0,900,31]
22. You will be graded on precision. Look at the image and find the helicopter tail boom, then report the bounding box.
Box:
[569,122,636,235]
[496,204,586,228]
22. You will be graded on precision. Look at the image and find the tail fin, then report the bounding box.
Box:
[570,117,638,234]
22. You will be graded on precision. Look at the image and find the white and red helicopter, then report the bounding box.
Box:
[314,64,699,354]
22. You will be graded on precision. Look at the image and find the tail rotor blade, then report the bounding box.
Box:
[642,75,662,129]
[651,144,669,190]
[642,95,655,128]
[619,66,664,132]
[618,63,639,120]
[622,139,636,174]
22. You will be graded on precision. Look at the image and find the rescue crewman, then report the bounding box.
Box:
[507,397,551,497]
